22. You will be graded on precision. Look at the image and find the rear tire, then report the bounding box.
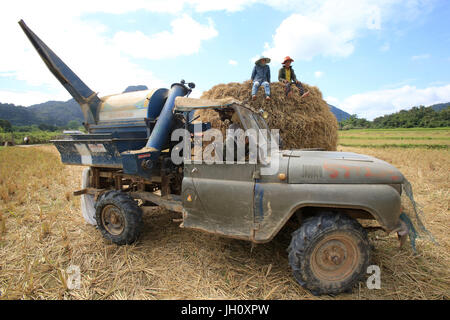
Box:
[95,191,143,245]
[288,212,371,295]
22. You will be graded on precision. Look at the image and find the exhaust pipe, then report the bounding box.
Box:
[18,20,100,125]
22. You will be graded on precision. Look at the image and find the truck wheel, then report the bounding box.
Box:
[288,212,371,295]
[81,168,96,225]
[95,191,143,245]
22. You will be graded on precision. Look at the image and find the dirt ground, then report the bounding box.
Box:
[0,145,448,299]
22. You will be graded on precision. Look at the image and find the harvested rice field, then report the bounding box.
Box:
[339,128,450,149]
[0,139,448,300]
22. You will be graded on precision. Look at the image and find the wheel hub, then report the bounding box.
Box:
[310,233,360,282]
[101,204,125,235]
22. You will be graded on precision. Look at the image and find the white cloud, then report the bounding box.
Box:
[262,0,433,63]
[411,54,431,61]
[228,59,238,66]
[339,84,450,120]
[263,13,355,62]
[0,90,70,106]
[0,2,221,105]
[381,78,416,89]
[325,96,340,106]
[113,14,217,60]
[0,0,440,107]
[314,71,324,78]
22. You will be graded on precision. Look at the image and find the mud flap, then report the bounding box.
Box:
[398,213,417,252]
[399,179,437,253]
[81,168,97,225]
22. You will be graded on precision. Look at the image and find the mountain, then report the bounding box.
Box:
[28,99,84,126]
[0,86,149,126]
[123,85,148,93]
[0,103,36,126]
[327,102,450,122]
[429,102,450,112]
[0,99,84,126]
[327,104,351,122]
[0,85,447,127]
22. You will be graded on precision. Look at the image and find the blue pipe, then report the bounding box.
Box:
[145,83,189,150]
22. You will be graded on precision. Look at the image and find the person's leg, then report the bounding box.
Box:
[284,82,292,96]
[295,81,305,96]
[262,81,270,97]
[251,81,260,96]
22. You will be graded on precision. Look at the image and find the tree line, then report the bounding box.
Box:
[340,105,450,129]
[0,119,81,133]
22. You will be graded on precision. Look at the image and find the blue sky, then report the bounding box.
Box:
[0,0,449,119]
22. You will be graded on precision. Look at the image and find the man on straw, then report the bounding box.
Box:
[278,56,309,98]
[251,56,271,101]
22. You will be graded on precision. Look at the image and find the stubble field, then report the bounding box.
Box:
[0,129,448,299]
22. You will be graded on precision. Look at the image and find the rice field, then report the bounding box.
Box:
[339,128,450,149]
[0,136,448,300]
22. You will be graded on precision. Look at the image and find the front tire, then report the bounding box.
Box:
[95,191,143,245]
[288,212,371,295]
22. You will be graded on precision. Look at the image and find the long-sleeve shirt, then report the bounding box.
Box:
[251,64,271,83]
[278,66,298,83]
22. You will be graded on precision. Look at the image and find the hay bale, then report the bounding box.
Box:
[199,80,338,151]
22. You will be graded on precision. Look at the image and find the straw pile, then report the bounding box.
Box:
[199,80,338,151]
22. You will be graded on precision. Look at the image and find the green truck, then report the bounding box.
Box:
[21,19,412,295]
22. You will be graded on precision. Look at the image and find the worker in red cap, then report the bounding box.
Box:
[278,56,309,98]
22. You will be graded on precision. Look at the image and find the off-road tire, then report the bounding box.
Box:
[95,191,143,245]
[288,212,371,295]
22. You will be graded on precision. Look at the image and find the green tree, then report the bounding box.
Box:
[339,115,371,129]
[38,123,59,131]
[67,120,81,130]
[0,119,12,132]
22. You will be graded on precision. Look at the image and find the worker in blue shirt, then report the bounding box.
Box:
[251,57,271,101]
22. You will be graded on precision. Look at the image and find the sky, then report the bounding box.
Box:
[0,0,449,120]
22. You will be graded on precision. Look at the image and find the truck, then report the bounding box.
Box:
[20,20,411,295]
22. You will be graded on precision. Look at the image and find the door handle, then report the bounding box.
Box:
[191,167,198,173]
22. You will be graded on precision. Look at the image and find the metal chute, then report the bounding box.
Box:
[18,20,100,125]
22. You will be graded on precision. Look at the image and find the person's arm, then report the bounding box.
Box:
[291,68,298,83]
[279,68,287,83]
[267,66,271,83]
[251,66,256,81]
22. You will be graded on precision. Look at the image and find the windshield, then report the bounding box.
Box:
[234,106,276,159]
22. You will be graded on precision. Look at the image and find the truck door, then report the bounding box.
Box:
[182,162,256,240]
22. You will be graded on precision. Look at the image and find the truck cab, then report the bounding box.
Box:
[173,99,405,244]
